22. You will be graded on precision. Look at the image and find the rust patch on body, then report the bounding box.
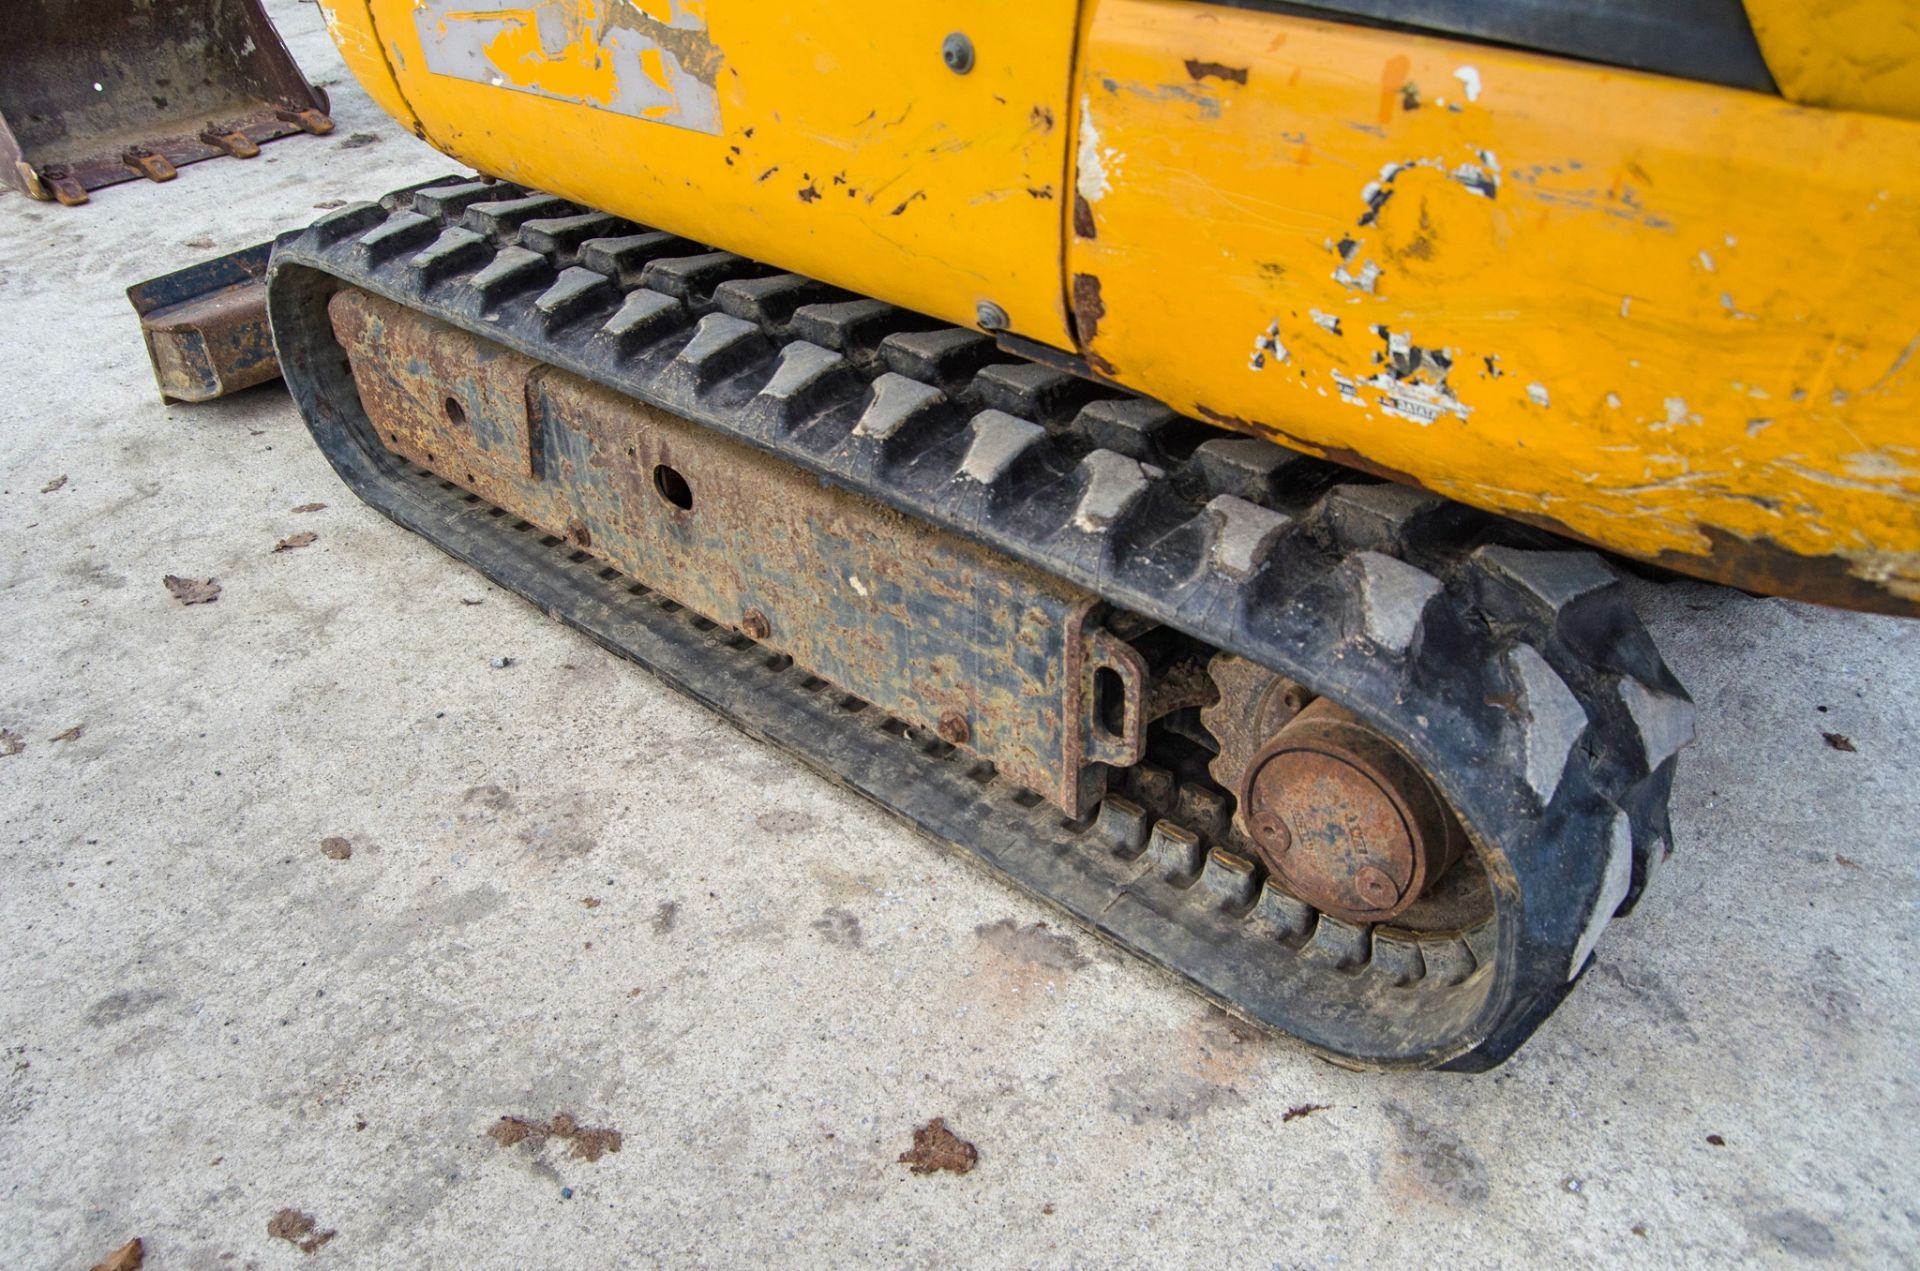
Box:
[1072,193,1097,239]
[1184,59,1248,85]
[1071,273,1106,341]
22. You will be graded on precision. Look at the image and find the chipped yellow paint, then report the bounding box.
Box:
[1070,0,1920,606]
[323,0,1078,345]
[1747,0,1920,121]
[312,0,421,134]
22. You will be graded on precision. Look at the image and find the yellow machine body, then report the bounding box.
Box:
[314,0,1920,614]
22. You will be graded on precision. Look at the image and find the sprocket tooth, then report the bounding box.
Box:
[657,312,770,394]
[464,246,551,306]
[461,194,574,242]
[1617,678,1696,770]
[1248,882,1316,944]
[1318,482,1446,552]
[641,251,773,303]
[1201,495,1292,579]
[1567,813,1634,979]
[1344,550,1443,653]
[406,226,489,284]
[714,273,842,332]
[1474,545,1619,613]
[1091,796,1152,856]
[520,211,628,260]
[749,342,859,429]
[1142,820,1205,881]
[1303,915,1371,970]
[593,289,685,355]
[1191,436,1301,502]
[792,298,940,362]
[1371,931,1426,986]
[412,180,505,221]
[1174,785,1231,839]
[354,210,437,264]
[309,201,386,246]
[957,410,1049,486]
[533,266,617,331]
[1503,644,1588,806]
[879,328,999,391]
[848,373,949,465]
[1195,848,1261,911]
[1418,937,1475,986]
[973,363,1101,425]
[1075,398,1184,462]
[1069,449,1157,534]
[577,232,696,285]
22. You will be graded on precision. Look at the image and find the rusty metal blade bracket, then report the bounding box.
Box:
[126,242,279,403]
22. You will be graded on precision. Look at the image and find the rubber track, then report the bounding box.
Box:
[267,176,1695,1069]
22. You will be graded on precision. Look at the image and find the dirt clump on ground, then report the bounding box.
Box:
[899,1117,977,1175]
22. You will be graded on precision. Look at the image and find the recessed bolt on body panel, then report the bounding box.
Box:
[942,33,975,75]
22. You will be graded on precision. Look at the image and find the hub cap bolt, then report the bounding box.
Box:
[1356,865,1401,907]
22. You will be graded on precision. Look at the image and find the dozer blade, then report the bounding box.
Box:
[0,0,332,207]
[268,178,1697,1070]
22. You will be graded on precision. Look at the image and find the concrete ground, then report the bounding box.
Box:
[3,6,1917,1267]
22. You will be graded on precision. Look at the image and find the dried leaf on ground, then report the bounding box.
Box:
[292,502,327,514]
[163,575,220,605]
[899,1117,977,1175]
[1,729,23,757]
[486,1112,623,1161]
[1822,732,1856,752]
[488,1116,537,1147]
[319,837,352,860]
[266,1208,335,1254]
[49,725,84,743]
[273,532,318,553]
[1282,1103,1330,1123]
[41,475,67,494]
[582,897,601,909]
[89,1238,144,1271]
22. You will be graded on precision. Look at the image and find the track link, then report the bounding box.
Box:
[268,176,1695,1069]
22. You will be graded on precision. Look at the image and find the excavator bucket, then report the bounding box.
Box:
[0,0,333,207]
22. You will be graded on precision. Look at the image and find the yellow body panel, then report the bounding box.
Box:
[314,0,422,134]
[1747,0,1920,120]
[313,0,1920,611]
[1070,1,1920,609]
[320,0,1076,347]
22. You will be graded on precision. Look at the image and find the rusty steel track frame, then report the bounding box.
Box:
[267,176,1694,1069]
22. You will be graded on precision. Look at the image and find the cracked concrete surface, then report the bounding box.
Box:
[2,5,1918,1267]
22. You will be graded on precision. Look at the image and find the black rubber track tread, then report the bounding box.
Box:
[267,176,1694,1069]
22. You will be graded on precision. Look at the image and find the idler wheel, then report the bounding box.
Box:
[1240,699,1464,924]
